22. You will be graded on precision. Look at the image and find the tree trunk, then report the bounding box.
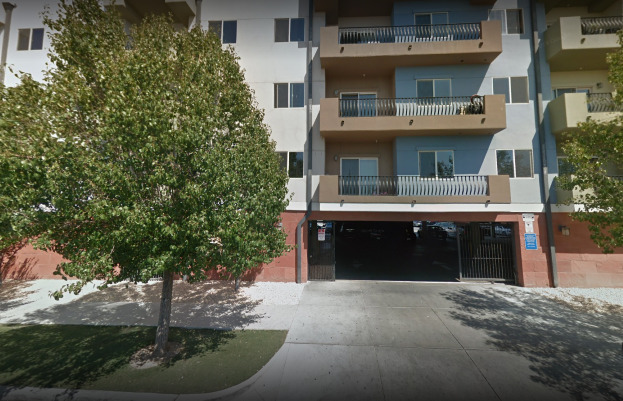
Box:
[154,270,174,356]
[235,276,241,292]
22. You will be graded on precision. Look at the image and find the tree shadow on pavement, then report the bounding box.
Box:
[0,281,37,313]
[0,325,235,390]
[6,280,264,329]
[444,287,623,401]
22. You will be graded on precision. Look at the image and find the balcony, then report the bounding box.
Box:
[556,175,623,204]
[317,175,511,204]
[545,16,623,71]
[319,21,502,76]
[548,92,621,136]
[319,95,506,140]
[104,0,196,28]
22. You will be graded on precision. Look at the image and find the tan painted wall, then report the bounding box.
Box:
[324,141,394,175]
[550,70,614,94]
[325,75,394,99]
[319,95,507,140]
[545,6,617,25]
[319,21,503,77]
[545,16,619,71]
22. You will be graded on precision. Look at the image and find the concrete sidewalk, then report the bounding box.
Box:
[2,280,623,400]
[0,279,304,330]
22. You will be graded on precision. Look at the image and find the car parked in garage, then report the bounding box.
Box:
[425,224,448,240]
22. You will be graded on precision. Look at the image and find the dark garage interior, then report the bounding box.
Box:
[334,221,461,282]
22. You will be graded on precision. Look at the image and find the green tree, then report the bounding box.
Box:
[0,0,290,356]
[557,30,623,253]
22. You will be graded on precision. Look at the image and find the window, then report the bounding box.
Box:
[340,158,378,195]
[275,18,304,42]
[416,79,451,98]
[414,12,449,39]
[497,149,533,178]
[277,152,304,178]
[488,9,524,34]
[208,20,237,44]
[340,92,377,116]
[17,28,44,51]
[274,83,304,108]
[557,157,576,175]
[419,151,454,178]
[493,77,529,103]
[553,87,590,98]
[288,152,304,178]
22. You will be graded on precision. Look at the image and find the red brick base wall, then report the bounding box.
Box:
[1,211,307,283]
[552,213,623,287]
[4,210,623,288]
[0,241,67,280]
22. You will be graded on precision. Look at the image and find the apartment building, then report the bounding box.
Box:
[2,0,623,287]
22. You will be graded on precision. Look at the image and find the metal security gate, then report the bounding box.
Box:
[457,223,516,283]
[308,221,335,280]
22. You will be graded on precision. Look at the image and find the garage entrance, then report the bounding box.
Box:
[308,220,517,283]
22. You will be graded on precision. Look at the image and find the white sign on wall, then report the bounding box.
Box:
[522,213,535,234]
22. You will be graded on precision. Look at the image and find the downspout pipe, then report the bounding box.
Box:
[1,2,16,85]
[530,0,559,287]
[296,0,314,283]
[194,0,202,29]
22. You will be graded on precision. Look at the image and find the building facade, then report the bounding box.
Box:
[2,0,623,287]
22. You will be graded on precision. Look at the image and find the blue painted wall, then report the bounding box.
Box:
[389,0,558,204]
[391,0,489,26]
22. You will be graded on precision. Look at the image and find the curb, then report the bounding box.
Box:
[0,343,289,401]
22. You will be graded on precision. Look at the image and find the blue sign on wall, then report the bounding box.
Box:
[524,233,538,250]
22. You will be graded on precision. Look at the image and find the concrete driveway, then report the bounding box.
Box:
[1,280,623,401]
[229,280,623,401]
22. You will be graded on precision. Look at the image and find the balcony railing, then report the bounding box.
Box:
[338,23,481,44]
[339,96,484,118]
[581,16,623,35]
[587,92,622,112]
[339,175,489,197]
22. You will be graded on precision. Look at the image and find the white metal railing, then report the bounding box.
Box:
[581,16,623,35]
[338,23,481,44]
[339,96,484,117]
[338,175,489,197]
[587,93,622,113]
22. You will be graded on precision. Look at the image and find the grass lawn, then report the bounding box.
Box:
[0,324,286,394]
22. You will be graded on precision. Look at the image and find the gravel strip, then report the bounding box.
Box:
[523,287,623,314]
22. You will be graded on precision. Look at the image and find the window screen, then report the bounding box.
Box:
[275,19,289,42]
[515,150,533,177]
[277,152,288,171]
[17,29,30,51]
[274,83,288,108]
[506,9,524,34]
[511,77,529,103]
[208,21,222,39]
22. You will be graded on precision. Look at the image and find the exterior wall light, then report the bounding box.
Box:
[559,225,570,236]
